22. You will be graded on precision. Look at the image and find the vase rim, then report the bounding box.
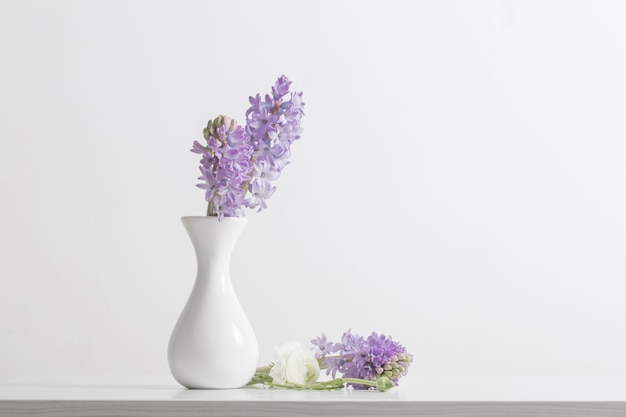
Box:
[181,215,248,223]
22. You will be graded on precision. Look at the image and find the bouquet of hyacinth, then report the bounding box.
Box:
[191,75,304,219]
[248,330,413,392]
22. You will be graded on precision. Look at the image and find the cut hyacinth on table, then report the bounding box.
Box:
[248,330,413,392]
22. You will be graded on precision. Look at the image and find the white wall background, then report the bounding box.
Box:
[1,0,625,382]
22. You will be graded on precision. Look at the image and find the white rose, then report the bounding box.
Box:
[269,341,320,385]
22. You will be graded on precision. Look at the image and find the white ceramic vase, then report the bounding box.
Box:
[168,216,259,389]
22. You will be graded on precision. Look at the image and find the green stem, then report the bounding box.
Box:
[339,378,377,387]
[317,355,352,370]
[207,200,216,216]
[247,372,394,392]
[255,365,272,374]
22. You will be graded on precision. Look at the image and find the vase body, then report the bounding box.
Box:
[168,216,258,389]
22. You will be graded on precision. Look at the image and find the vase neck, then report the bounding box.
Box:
[181,216,247,278]
[182,216,247,253]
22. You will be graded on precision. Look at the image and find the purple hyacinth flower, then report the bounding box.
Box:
[319,330,413,390]
[192,76,304,218]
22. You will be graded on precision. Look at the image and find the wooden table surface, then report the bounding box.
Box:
[2,375,626,416]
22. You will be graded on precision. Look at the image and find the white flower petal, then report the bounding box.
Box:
[269,341,321,385]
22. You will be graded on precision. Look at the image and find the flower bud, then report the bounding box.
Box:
[376,377,395,392]
[204,114,239,139]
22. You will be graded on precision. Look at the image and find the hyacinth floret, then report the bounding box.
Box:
[317,330,413,390]
[310,333,337,359]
